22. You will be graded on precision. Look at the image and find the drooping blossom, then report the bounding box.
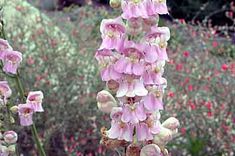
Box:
[146,0,168,16]
[116,78,148,97]
[26,91,44,112]
[121,102,146,124]
[3,131,18,144]
[18,104,34,126]
[142,61,166,85]
[143,85,166,111]
[2,50,22,74]
[114,41,145,76]
[0,39,13,60]
[107,107,134,141]
[136,114,161,141]
[99,17,126,50]
[121,0,148,19]
[0,81,12,104]
[95,49,122,81]
[145,26,170,61]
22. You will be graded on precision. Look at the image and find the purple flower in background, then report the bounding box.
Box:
[18,104,34,126]
[26,91,44,112]
[0,81,12,104]
[0,39,13,60]
[2,50,22,74]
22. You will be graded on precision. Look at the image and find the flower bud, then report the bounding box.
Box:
[3,131,18,144]
[162,117,180,130]
[10,106,18,114]
[140,144,161,156]
[153,126,173,146]
[97,90,117,113]
[109,0,121,8]
[7,145,16,154]
[126,144,141,156]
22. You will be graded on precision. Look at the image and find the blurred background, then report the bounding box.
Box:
[0,0,235,155]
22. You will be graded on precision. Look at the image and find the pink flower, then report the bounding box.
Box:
[99,17,126,50]
[2,50,22,74]
[121,0,148,19]
[142,61,166,85]
[121,102,147,124]
[95,49,122,81]
[107,108,134,141]
[221,63,229,71]
[145,27,170,61]
[116,79,148,97]
[146,0,168,16]
[0,81,12,104]
[136,120,160,141]
[26,91,44,112]
[114,41,145,76]
[0,39,13,59]
[18,104,34,126]
[183,51,190,57]
[3,131,18,144]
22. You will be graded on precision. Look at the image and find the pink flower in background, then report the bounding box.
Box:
[114,41,145,76]
[26,91,44,112]
[18,104,34,126]
[2,50,22,74]
[99,17,126,50]
[0,81,12,104]
[0,39,13,59]
[121,0,148,19]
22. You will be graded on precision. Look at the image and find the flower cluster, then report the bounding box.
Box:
[96,0,179,155]
[0,38,45,155]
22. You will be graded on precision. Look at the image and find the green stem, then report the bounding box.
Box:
[14,73,46,156]
[31,124,46,156]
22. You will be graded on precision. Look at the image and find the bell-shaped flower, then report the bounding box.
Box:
[136,113,161,141]
[121,0,148,19]
[95,49,122,81]
[18,104,34,126]
[96,90,117,113]
[0,81,12,104]
[114,41,145,76]
[116,79,148,97]
[3,131,18,144]
[142,61,166,85]
[145,27,170,61]
[121,102,146,124]
[140,144,161,156]
[146,0,168,16]
[26,91,44,112]
[99,17,126,50]
[2,50,22,75]
[143,85,166,111]
[107,108,134,141]
[0,39,13,60]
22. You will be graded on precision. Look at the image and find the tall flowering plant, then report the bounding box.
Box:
[0,8,46,156]
[96,0,180,155]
